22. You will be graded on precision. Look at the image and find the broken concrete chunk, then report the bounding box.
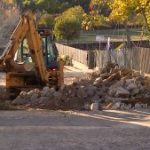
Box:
[84,103,91,110]
[30,93,39,102]
[93,77,103,86]
[90,102,99,111]
[112,102,121,109]
[12,96,29,105]
[115,87,130,98]
[131,88,140,96]
[38,97,50,104]
[41,87,53,97]
[134,103,142,109]
[126,82,138,91]
[53,91,62,99]
[87,85,97,97]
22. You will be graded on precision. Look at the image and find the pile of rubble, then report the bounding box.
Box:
[12,86,85,110]
[12,63,150,110]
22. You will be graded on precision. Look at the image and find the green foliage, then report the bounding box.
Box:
[54,6,84,41]
[109,0,150,32]
[54,0,91,12]
[90,0,112,17]
[82,11,108,30]
[62,6,85,25]
[90,0,150,33]
[54,16,81,41]
[109,0,136,22]
[71,0,91,12]
[39,14,54,29]
[14,0,68,13]
[14,0,90,14]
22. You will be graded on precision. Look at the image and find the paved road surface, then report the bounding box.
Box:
[0,110,150,150]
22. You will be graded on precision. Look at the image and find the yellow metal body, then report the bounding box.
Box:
[0,11,64,90]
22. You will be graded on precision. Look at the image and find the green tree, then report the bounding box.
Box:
[62,6,85,25]
[82,10,108,30]
[135,0,150,33]
[14,0,91,13]
[110,0,150,33]
[54,6,84,41]
[58,0,91,12]
[39,13,54,29]
[14,0,70,13]
[90,0,112,17]
[54,16,80,41]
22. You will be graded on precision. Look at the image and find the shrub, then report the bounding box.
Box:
[39,14,54,29]
[54,6,85,41]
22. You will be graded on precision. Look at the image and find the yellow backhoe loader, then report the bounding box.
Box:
[0,11,64,98]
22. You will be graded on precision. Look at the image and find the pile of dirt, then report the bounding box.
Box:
[12,63,150,110]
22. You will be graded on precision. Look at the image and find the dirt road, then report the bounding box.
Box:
[0,110,150,150]
[64,66,93,85]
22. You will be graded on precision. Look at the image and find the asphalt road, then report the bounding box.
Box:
[0,110,150,150]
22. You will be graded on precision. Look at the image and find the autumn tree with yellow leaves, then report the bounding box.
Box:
[90,0,150,33]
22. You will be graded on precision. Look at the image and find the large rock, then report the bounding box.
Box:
[125,79,134,85]
[111,102,121,109]
[53,91,62,99]
[77,85,88,98]
[27,89,40,99]
[131,88,140,96]
[38,97,50,104]
[12,96,29,105]
[19,91,28,98]
[84,103,91,110]
[126,82,138,91]
[41,87,55,97]
[134,103,142,109]
[108,80,125,96]
[91,95,100,102]
[120,104,132,110]
[87,85,97,97]
[115,87,130,98]
[125,79,141,96]
[30,93,39,102]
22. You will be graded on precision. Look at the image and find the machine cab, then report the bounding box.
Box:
[38,27,58,69]
[15,27,58,70]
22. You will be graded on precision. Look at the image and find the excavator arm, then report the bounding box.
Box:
[0,13,29,66]
[0,11,50,83]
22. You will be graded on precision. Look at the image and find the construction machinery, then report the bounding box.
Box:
[0,11,64,98]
